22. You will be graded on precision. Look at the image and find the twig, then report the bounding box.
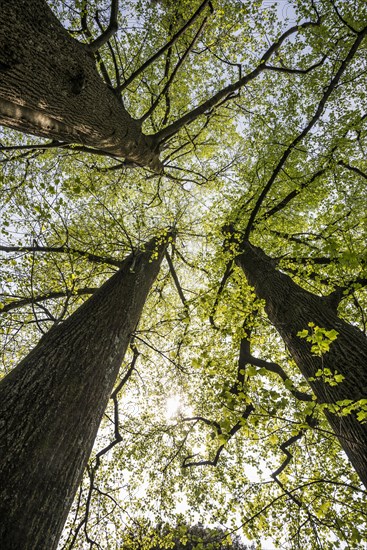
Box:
[182,404,254,467]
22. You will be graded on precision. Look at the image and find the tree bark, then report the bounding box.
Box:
[0,236,167,549]
[235,241,367,488]
[0,0,161,170]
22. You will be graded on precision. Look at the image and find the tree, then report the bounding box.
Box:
[0,0,323,170]
[1,0,367,548]
[235,238,367,487]
[0,234,169,549]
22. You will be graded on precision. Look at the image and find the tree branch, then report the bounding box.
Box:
[209,261,234,329]
[165,251,187,307]
[182,404,253,467]
[264,54,327,75]
[330,0,359,34]
[116,0,213,92]
[85,0,119,53]
[1,288,97,314]
[271,428,307,508]
[246,355,313,402]
[260,168,327,221]
[154,18,323,143]
[338,159,367,180]
[0,244,123,267]
[243,25,367,239]
[140,14,209,123]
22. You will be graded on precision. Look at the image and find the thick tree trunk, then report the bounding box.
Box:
[0,237,167,549]
[236,241,367,488]
[0,0,161,170]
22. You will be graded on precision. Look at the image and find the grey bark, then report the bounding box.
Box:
[236,241,367,488]
[0,237,167,549]
[0,0,161,170]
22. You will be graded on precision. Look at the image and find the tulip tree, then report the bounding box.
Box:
[0,0,367,549]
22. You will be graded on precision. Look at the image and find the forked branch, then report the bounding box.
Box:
[85,0,119,53]
[140,14,209,122]
[155,18,323,143]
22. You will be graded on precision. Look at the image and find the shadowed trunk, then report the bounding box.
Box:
[0,236,167,549]
[0,0,161,170]
[236,241,367,488]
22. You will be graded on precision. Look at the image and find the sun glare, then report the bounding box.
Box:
[166,395,181,419]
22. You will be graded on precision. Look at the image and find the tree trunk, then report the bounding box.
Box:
[235,241,367,488]
[0,237,167,549]
[0,0,161,170]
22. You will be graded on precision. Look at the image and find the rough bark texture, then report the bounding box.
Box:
[236,241,367,488]
[0,237,167,549]
[0,0,161,170]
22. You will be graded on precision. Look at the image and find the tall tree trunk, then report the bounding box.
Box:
[235,241,367,488]
[0,0,161,170]
[0,237,167,549]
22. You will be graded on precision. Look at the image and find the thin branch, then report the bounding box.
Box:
[330,0,359,34]
[278,255,333,266]
[140,14,209,123]
[325,277,367,307]
[161,38,173,126]
[30,243,46,334]
[260,168,327,221]
[182,404,253,467]
[116,0,212,92]
[94,349,139,467]
[246,355,313,402]
[165,251,187,307]
[107,36,122,91]
[269,229,321,251]
[80,1,113,87]
[0,141,122,159]
[264,54,327,74]
[270,417,318,512]
[229,310,312,402]
[182,415,221,432]
[0,141,67,152]
[0,244,123,267]
[1,288,97,314]
[94,8,122,93]
[134,334,187,373]
[338,159,367,180]
[209,261,234,329]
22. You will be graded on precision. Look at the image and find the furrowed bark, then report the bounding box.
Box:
[236,241,367,488]
[0,0,161,170]
[0,236,167,549]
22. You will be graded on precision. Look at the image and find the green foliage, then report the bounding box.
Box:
[121,523,254,550]
[297,323,339,357]
[1,0,367,549]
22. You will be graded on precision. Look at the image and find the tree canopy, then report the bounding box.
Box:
[1,0,367,548]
